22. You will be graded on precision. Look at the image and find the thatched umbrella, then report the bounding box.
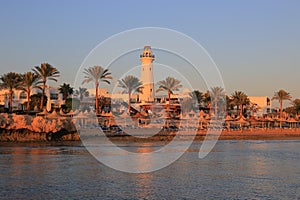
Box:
[198,114,208,130]
[231,116,250,129]
[66,109,74,117]
[47,109,60,119]
[115,111,130,127]
[287,117,298,128]
[37,108,48,116]
[73,111,89,127]
[100,111,113,126]
[199,110,205,118]
[274,117,286,128]
[59,108,66,116]
[224,115,234,130]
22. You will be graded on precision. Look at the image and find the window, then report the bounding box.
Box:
[19,92,27,99]
[50,93,58,100]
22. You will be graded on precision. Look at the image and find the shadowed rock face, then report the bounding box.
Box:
[0,128,80,142]
[0,113,79,142]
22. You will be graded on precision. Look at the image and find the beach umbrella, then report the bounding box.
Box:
[231,116,249,129]
[101,111,113,117]
[287,118,298,128]
[73,109,79,116]
[37,108,48,116]
[73,111,89,127]
[189,110,196,118]
[115,111,131,127]
[198,114,208,130]
[47,109,60,119]
[60,108,66,116]
[67,109,74,117]
[199,110,205,117]
[205,114,211,120]
[100,112,113,126]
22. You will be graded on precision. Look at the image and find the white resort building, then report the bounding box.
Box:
[0,87,64,111]
[248,96,272,116]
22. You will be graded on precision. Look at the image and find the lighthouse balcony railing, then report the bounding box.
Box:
[140,54,155,58]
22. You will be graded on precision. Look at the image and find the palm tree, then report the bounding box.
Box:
[231,91,249,117]
[118,75,143,112]
[58,83,74,103]
[210,86,226,115]
[226,95,234,115]
[0,72,21,112]
[292,99,300,115]
[32,63,60,110]
[82,66,112,114]
[75,87,89,101]
[156,77,182,105]
[190,90,203,108]
[203,90,212,114]
[272,89,292,128]
[18,72,40,112]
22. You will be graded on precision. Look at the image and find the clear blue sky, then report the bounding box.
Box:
[0,0,299,100]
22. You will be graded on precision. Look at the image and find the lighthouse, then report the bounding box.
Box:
[140,46,155,103]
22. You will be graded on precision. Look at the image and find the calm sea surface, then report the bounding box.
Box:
[0,140,300,200]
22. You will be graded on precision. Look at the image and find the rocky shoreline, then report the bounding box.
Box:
[0,128,80,142]
[1,128,300,142]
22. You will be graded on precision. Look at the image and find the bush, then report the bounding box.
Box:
[30,94,47,110]
[65,98,80,112]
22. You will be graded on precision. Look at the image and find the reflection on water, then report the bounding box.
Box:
[0,140,300,199]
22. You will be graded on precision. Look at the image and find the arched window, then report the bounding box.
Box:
[19,91,27,99]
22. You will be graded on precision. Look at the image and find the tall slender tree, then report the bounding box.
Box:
[32,63,60,110]
[190,90,203,108]
[203,90,212,114]
[156,77,182,105]
[82,66,112,114]
[210,86,226,115]
[118,75,143,112]
[58,83,74,104]
[0,72,21,112]
[292,99,300,115]
[231,91,249,117]
[19,72,40,111]
[75,87,89,101]
[272,89,292,128]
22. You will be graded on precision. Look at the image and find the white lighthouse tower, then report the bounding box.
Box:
[140,46,155,103]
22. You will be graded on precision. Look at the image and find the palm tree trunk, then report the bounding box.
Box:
[214,100,218,115]
[40,81,46,110]
[64,94,67,104]
[9,90,13,113]
[208,102,212,115]
[280,99,283,128]
[95,82,99,114]
[128,92,131,113]
[240,104,243,117]
[27,90,31,112]
[167,90,171,118]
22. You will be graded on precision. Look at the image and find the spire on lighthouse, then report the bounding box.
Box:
[140,46,155,103]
